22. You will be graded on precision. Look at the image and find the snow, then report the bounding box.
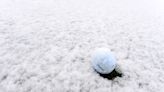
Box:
[0,0,164,92]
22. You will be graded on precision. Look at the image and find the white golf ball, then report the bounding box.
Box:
[91,48,116,74]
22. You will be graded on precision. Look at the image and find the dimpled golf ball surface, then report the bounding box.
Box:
[92,48,116,74]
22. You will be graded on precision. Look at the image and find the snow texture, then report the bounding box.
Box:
[0,0,164,92]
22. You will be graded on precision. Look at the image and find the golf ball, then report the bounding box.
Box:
[92,48,116,74]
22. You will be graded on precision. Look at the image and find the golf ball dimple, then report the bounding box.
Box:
[92,48,116,74]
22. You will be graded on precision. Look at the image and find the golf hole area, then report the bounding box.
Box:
[97,69,123,80]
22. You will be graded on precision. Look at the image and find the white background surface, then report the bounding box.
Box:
[0,0,164,92]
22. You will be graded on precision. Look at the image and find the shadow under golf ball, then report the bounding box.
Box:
[96,69,123,80]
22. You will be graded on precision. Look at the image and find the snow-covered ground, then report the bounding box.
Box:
[0,0,164,92]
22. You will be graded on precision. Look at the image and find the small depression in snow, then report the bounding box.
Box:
[96,69,123,80]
